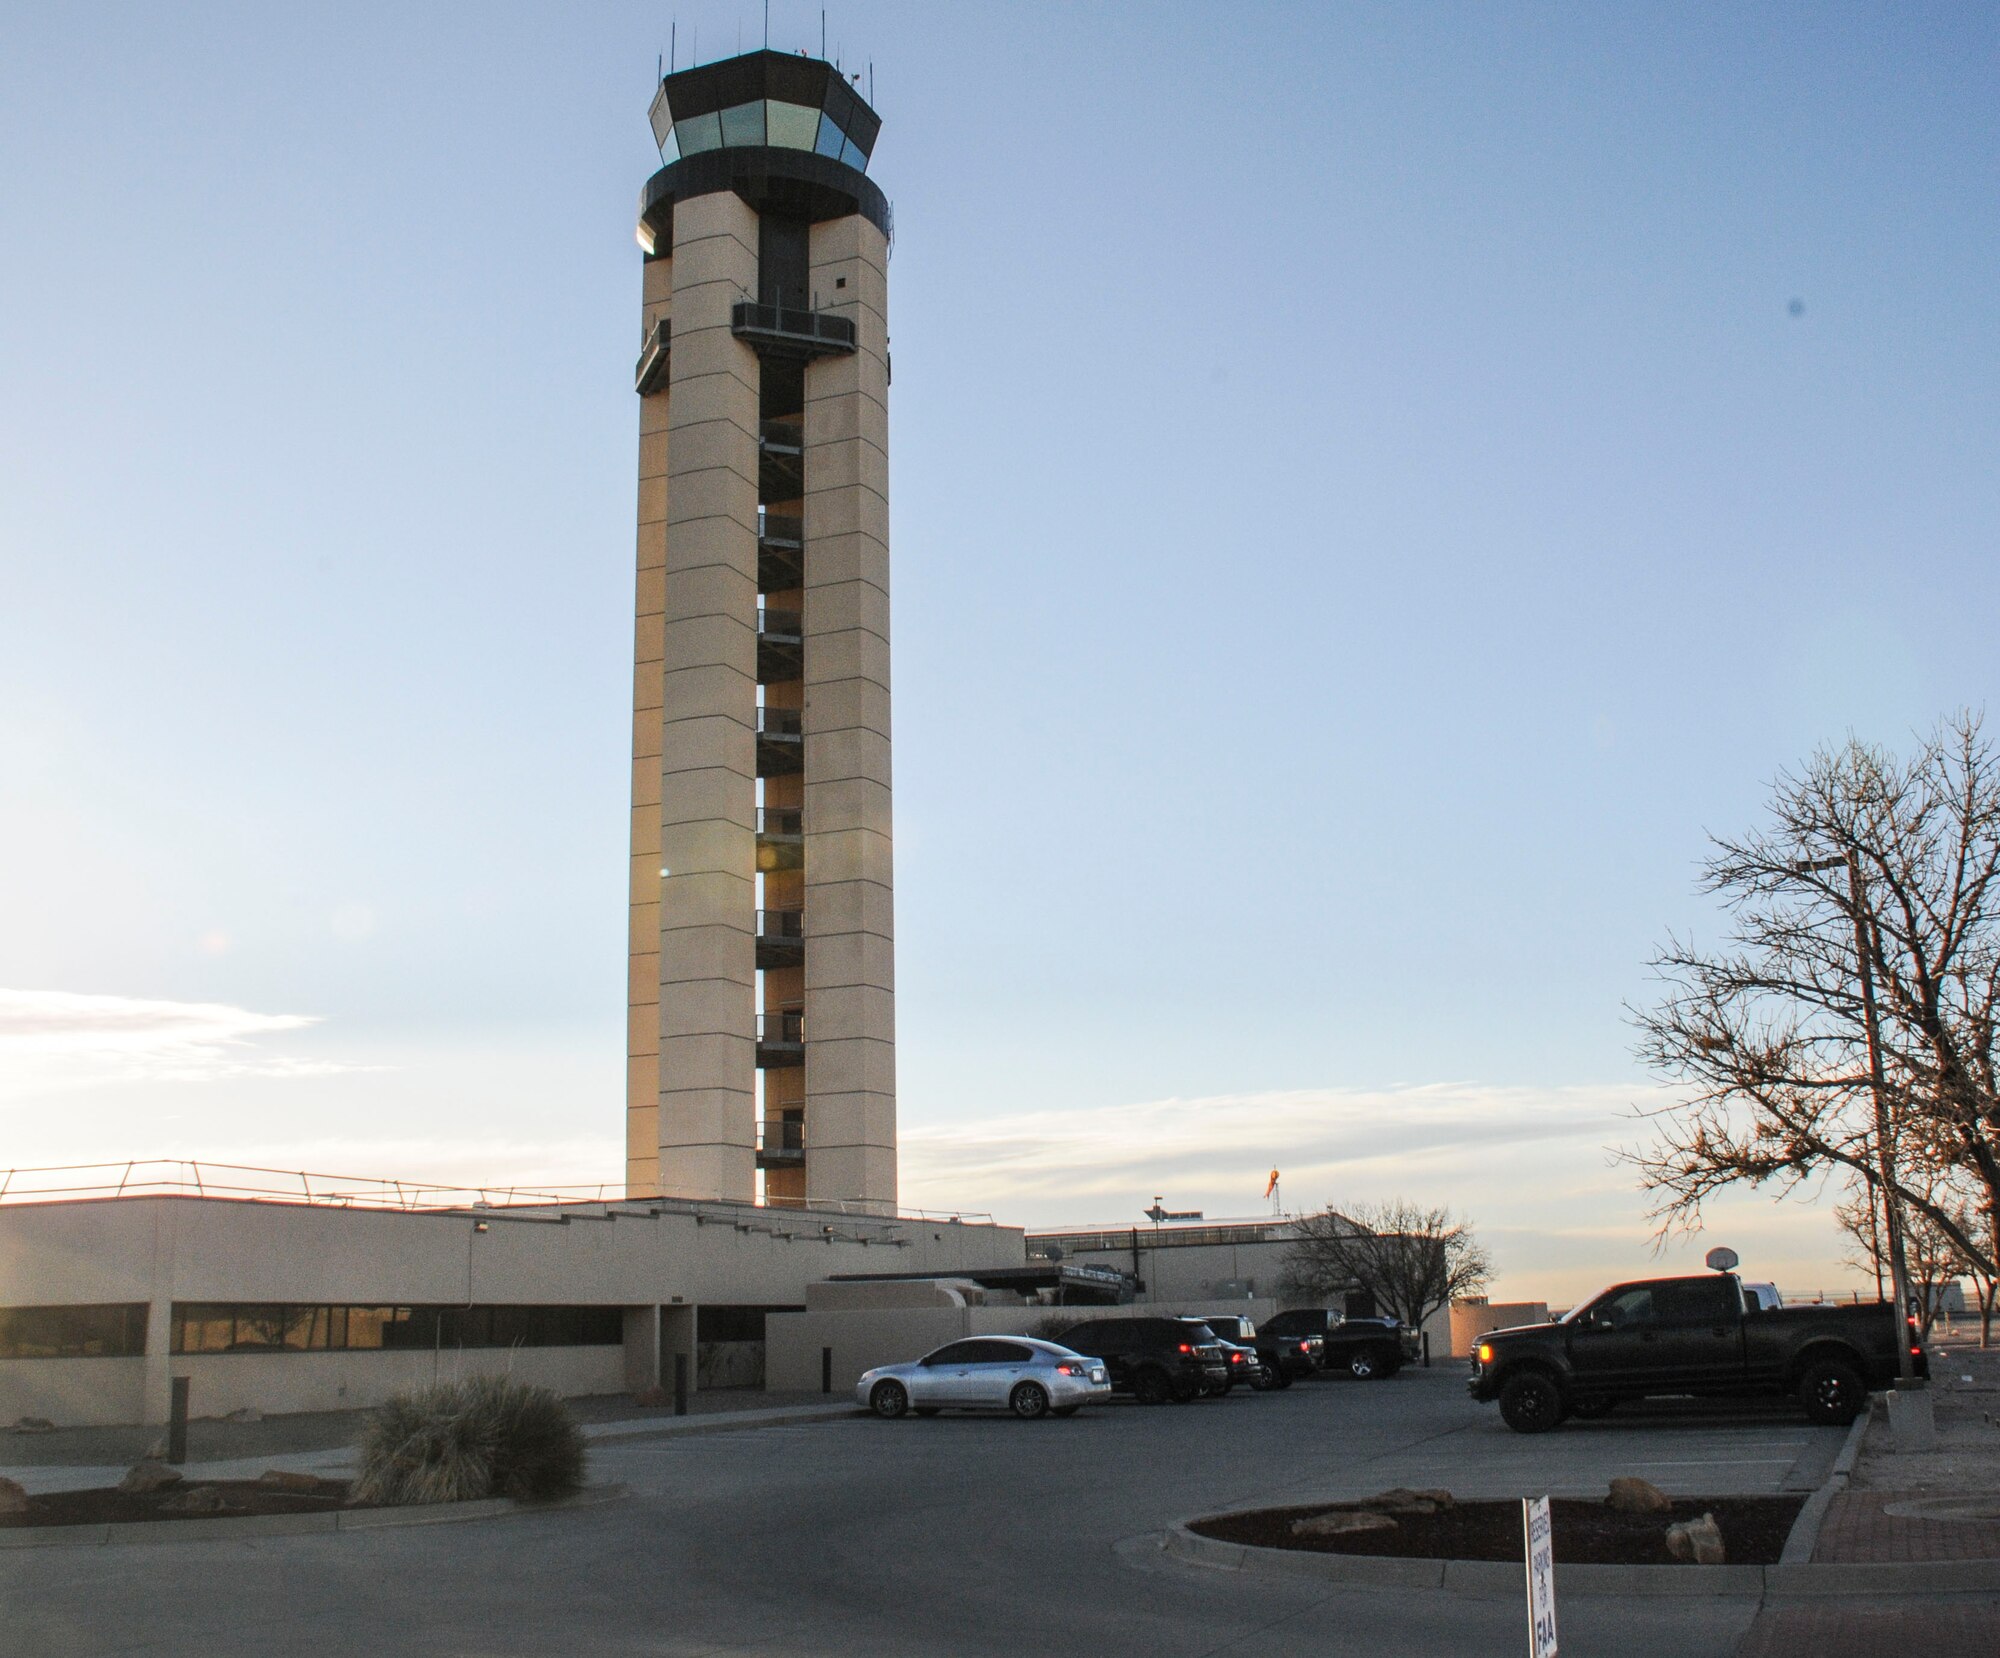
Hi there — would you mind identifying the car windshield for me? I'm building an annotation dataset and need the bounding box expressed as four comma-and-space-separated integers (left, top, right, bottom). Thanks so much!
1560, 1288, 1614, 1324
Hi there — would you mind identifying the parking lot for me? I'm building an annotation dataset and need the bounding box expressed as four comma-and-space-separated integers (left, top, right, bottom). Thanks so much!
2, 1366, 1843, 1658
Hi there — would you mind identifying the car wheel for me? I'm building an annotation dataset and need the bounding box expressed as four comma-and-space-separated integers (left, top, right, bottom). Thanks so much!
1498, 1372, 1563, 1434
1168, 1374, 1199, 1404
870, 1380, 909, 1420
1271, 1367, 1294, 1390
913, 1406, 941, 1418
1799, 1358, 1867, 1426
1248, 1363, 1279, 1392
1569, 1395, 1617, 1420
1010, 1381, 1051, 1420
1132, 1368, 1172, 1406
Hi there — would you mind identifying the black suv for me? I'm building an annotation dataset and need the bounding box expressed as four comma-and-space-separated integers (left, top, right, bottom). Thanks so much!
1202, 1314, 1316, 1386
1055, 1316, 1230, 1404
1262, 1308, 1414, 1380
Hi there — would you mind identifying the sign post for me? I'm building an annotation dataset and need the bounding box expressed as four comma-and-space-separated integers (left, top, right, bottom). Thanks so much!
1523, 1495, 1557, 1658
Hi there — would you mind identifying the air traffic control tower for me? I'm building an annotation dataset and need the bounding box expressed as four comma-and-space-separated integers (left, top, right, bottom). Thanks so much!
626, 52, 895, 1214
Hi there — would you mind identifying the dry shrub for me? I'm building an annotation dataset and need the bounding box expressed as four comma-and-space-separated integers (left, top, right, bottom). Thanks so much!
353, 1376, 586, 1507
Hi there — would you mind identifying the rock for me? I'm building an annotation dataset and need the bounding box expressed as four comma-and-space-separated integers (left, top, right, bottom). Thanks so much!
256, 1470, 324, 1493
161, 1484, 235, 1516
143, 1438, 169, 1461
1291, 1508, 1401, 1538
117, 1460, 184, 1495
222, 1406, 263, 1423
1665, 1512, 1726, 1565
1359, 1487, 1455, 1515
1606, 1476, 1673, 1514
11, 1417, 55, 1435
0, 1477, 27, 1515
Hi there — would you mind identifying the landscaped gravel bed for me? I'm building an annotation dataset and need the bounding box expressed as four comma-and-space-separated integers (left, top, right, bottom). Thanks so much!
1191, 1495, 1804, 1565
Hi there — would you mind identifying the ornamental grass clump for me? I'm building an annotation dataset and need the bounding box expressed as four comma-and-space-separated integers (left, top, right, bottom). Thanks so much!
352, 1376, 587, 1507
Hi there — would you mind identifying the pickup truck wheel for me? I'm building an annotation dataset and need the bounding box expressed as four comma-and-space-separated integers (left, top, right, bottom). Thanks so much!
1132, 1368, 1172, 1406
1569, 1395, 1617, 1420
1270, 1368, 1294, 1390
1799, 1358, 1866, 1426
1498, 1372, 1563, 1434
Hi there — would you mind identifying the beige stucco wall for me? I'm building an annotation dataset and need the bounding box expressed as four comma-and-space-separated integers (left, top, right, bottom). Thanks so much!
1450, 1300, 1551, 1357
766, 1304, 1056, 1395
0, 1196, 1026, 1424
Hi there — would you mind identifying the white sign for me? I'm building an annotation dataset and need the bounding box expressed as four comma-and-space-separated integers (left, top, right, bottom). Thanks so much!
1523, 1494, 1558, 1658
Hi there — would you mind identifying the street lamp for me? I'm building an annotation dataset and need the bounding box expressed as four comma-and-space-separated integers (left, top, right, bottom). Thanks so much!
1795, 850, 1917, 1384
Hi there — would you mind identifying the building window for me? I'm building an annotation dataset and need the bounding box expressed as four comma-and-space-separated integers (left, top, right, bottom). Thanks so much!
170, 1303, 623, 1355
0, 1303, 148, 1360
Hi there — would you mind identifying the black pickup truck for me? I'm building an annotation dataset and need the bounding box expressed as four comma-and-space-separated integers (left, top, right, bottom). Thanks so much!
1469, 1272, 1924, 1432
1262, 1308, 1419, 1379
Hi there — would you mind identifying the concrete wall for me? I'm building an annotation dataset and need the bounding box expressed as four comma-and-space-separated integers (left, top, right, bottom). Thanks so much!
0, 1196, 1025, 1425
1449, 1301, 1551, 1357
767, 1304, 1060, 1395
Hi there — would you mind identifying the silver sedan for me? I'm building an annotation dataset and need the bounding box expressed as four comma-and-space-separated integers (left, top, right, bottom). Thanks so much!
857, 1336, 1111, 1420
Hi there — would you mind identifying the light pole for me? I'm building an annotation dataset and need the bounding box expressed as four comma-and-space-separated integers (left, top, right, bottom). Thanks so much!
1797, 849, 1917, 1384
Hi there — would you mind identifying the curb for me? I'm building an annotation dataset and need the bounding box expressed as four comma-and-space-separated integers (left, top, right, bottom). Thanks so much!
0, 1483, 628, 1550
1778, 1398, 1875, 1566
586, 1403, 855, 1445
1159, 1519, 2000, 1598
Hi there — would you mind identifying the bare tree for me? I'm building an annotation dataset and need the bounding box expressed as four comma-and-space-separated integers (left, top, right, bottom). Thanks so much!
1279, 1200, 1492, 1329
1838, 1169, 1962, 1337
1631, 715, 2000, 1285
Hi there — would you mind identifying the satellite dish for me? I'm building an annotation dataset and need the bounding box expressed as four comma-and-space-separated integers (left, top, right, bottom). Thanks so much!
1705, 1246, 1740, 1273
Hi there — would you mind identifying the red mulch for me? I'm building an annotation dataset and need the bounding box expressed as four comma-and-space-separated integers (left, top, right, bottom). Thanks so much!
1191, 1495, 1804, 1566
2, 1479, 352, 1528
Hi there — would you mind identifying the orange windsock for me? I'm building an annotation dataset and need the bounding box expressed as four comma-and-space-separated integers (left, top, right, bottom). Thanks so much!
1263, 1168, 1280, 1199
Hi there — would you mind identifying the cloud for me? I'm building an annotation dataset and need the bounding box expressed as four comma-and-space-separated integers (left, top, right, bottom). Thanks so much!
0, 988, 365, 1096
900, 1081, 1655, 1217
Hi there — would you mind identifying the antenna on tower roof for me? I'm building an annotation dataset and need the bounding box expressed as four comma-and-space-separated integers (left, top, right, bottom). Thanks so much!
869, 60, 874, 104
669, 22, 675, 73
763, 0, 770, 48
821, 10, 827, 59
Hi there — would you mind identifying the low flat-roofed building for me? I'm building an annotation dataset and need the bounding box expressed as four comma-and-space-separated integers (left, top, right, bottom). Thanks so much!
0, 1163, 1023, 1427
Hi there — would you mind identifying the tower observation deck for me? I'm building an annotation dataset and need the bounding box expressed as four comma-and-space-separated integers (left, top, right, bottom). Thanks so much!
626, 51, 895, 1214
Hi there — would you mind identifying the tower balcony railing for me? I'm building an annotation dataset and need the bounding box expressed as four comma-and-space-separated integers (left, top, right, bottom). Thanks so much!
755, 908, 804, 971
754, 705, 802, 777
759, 417, 804, 454
757, 607, 803, 685
634, 317, 671, 395
755, 1011, 805, 1069
758, 511, 804, 595
755, 807, 803, 873
756, 1119, 805, 1167
731, 300, 857, 361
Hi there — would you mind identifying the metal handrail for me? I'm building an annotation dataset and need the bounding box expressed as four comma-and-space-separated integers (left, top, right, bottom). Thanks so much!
756, 1010, 806, 1044
756, 908, 804, 941
756, 807, 803, 837
759, 418, 804, 451
758, 1120, 806, 1153
759, 512, 803, 544
755, 705, 802, 737
756, 607, 801, 638
731, 300, 858, 352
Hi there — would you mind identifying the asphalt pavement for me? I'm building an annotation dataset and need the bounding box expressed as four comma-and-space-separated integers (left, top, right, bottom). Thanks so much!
0, 1365, 1845, 1658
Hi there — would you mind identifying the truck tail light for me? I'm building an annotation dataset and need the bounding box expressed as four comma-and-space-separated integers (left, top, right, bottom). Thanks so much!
1177, 1342, 1192, 1353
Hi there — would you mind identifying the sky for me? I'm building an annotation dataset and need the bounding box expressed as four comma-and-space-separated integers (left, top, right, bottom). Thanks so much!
1, 4, 1995, 1302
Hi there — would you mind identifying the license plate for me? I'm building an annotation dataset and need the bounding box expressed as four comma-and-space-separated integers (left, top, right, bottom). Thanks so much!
1090, 1368, 1106, 1383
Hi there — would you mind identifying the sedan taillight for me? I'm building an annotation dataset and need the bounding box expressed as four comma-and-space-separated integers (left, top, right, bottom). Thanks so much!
1055, 1361, 1085, 1376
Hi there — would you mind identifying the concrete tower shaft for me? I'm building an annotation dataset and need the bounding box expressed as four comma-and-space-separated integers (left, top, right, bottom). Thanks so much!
627, 52, 895, 1214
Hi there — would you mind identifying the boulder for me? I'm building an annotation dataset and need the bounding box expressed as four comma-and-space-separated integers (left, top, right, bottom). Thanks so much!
1291, 1509, 1401, 1539
162, 1485, 235, 1516
117, 1460, 184, 1495
0, 1477, 28, 1515
11, 1417, 55, 1435
1666, 1512, 1726, 1565
1606, 1477, 1673, 1514
256, 1470, 324, 1493
1359, 1487, 1455, 1515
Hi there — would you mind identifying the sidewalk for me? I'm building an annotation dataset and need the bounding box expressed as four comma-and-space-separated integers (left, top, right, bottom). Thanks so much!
1737, 1346, 2000, 1657
0, 1389, 851, 1496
